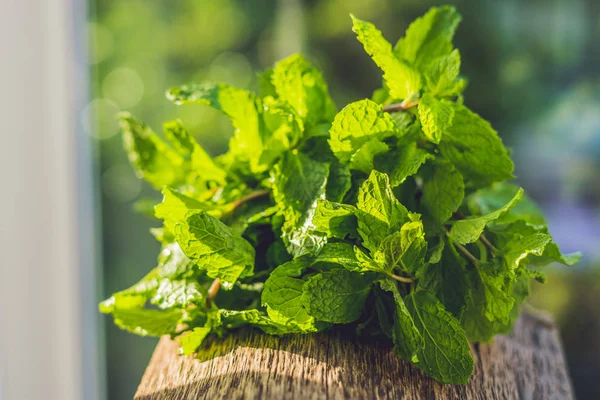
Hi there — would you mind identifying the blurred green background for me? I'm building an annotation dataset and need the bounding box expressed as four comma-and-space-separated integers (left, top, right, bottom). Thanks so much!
87, 0, 600, 398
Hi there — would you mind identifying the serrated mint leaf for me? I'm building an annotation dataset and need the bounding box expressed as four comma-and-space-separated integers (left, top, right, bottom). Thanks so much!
155, 187, 218, 232
312, 242, 361, 271
501, 232, 551, 272
374, 221, 427, 275
467, 183, 546, 228
406, 290, 473, 384
460, 263, 525, 342
350, 138, 389, 173
151, 279, 204, 309
271, 150, 329, 256
178, 327, 212, 355
394, 5, 461, 68
418, 93, 454, 144
379, 279, 423, 362
421, 161, 464, 226
356, 171, 410, 252
120, 112, 185, 189
101, 293, 184, 337
166, 83, 265, 173
450, 188, 523, 244
418, 241, 469, 317
262, 259, 325, 332
312, 200, 358, 239
271, 53, 337, 127
302, 269, 373, 323
425, 49, 465, 97
172, 210, 255, 286
531, 242, 581, 266
351, 15, 422, 100
374, 141, 433, 187
440, 104, 514, 188
326, 160, 352, 202
329, 99, 397, 164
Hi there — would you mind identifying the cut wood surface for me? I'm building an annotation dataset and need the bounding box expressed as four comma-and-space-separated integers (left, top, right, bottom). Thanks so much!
135, 311, 573, 400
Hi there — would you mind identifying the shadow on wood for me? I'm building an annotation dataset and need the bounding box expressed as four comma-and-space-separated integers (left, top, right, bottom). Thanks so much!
135, 311, 574, 399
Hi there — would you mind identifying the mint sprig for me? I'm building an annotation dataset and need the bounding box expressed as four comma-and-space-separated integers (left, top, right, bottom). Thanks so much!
100, 5, 580, 384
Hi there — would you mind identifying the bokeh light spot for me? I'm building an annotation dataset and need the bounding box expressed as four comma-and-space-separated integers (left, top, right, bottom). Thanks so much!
102, 67, 145, 109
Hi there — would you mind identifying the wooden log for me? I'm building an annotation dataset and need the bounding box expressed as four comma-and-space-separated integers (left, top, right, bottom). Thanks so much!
134, 311, 573, 400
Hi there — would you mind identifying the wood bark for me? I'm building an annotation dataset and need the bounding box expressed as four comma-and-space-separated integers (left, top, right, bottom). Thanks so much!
135, 311, 573, 400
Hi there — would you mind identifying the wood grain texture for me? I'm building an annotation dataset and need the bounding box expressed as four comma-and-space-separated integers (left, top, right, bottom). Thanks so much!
135, 311, 573, 400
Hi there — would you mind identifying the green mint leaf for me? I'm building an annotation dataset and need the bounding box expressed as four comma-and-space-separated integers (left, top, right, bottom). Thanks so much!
171, 210, 255, 286
418, 93, 454, 144
119, 112, 185, 189
271, 150, 330, 256
351, 16, 422, 100
440, 104, 514, 188
394, 5, 461, 68
356, 171, 410, 252
425, 49, 465, 97
421, 161, 464, 226
460, 264, 528, 342
379, 279, 423, 362
167, 83, 265, 172
467, 183, 546, 228
326, 160, 352, 203
311, 242, 362, 271
151, 279, 204, 309
374, 139, 433, 187
450, 188, 524, 244
329, 99, 397, 164
262, 259, 326, 332
374, 221, 427, 275
302, 269, 373, 323
101, 293, 184, 337
406, 290, 473, 384
178, 327, 212, 355
350, 138, 389, 173
312, 200, 358, 239
271, 53, 337, 127
418, 240, 469, 317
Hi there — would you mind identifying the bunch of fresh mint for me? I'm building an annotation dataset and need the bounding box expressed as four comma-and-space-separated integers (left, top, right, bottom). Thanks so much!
100, 6, 579, 384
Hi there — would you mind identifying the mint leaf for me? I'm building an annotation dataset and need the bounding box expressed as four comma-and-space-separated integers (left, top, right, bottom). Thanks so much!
178, 327, 212, 355
424, 49, 465, 97
167, 83, 266, 172
272, 53, 337, 127
406, 290, 473, 384
374, 221, 427, 275
418, 240, 469, 317
352, 16, 422, 100
302, 269, 373, 323
450, 188, 523, 244
421, 161, 464, 226
312, 200, 358, 239
356, 171, 410, 252
375, 142, 433, 187
440, 104, 514, 188
171, 210, 255, 286
467, 183, 546, 228
418, 93, 454, 144
329, 99, 397, 164
262, 259, 326, 332
394, 5, 461, 68
379, 279, 423, 362
120, 112, 184, 189
271, 150, 330, 256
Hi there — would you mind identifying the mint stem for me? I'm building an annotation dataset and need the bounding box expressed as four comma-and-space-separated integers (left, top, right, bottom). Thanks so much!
383, 99, 419, 113
389, 273, 413, 283
230, 189, 271, 211
453, 242, 479, 265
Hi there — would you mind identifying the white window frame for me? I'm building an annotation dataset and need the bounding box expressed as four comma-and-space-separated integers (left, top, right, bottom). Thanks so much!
0, 1, 103, 399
